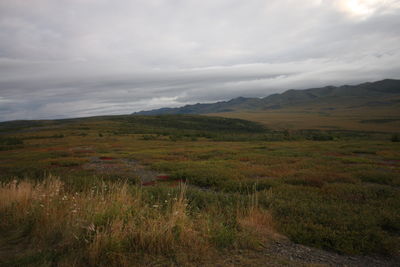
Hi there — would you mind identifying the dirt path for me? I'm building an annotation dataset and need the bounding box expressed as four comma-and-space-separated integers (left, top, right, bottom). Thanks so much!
203, 240, 398, 267
260, 239, 399, 267
83, 156, 171, 185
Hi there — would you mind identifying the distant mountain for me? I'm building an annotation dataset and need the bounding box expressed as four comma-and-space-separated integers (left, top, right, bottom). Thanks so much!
134, 79, 400, 115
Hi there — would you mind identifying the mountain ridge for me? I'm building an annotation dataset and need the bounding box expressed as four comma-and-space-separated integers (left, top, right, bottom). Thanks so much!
134, 79, 400, 115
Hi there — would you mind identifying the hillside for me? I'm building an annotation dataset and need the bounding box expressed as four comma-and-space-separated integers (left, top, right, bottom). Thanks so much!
135, 79, 400, 115
135, 79, 400, 132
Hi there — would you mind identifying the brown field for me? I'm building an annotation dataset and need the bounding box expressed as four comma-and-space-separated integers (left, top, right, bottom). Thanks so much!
212, 105, 400, 132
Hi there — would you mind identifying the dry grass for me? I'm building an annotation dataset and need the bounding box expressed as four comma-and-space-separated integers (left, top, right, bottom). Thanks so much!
237, 193, 283, 249
238, 209, 279, 241
0, 177, 276, 266
212, 105, 400, 132
0, 180, 35, 210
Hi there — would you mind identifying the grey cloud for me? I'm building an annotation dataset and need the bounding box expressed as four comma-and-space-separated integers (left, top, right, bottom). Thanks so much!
0, 0, 400, 121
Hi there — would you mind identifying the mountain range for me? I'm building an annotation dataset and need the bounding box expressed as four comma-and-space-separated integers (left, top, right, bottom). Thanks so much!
134, 79, 400, 115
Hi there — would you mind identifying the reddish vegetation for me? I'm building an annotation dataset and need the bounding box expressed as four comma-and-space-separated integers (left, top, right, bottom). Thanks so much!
378, 161, 400, 167
156, 175, 170, 180
99, 157, 115, 160
45, 147, 69, 151
74, 150, 95, 154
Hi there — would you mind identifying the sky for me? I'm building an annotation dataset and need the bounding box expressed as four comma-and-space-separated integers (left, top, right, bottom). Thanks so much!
0, 0, 400, 121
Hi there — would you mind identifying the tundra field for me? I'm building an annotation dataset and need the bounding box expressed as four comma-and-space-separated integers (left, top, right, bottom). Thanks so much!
0, 115, 399, 266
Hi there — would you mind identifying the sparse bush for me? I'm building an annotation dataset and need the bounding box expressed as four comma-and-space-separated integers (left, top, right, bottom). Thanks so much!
0, 137, 23, 145
391, 133, 399, 142
284, 177, 325, 188
142, 134, 157, 140
211, 224, 237, 248
355, 170, 399, 186
169, 135, 180, 141
310, 133, 334, 141
50, 158, 88, 167
269, 184, 400, 255
51, 134, 64, 138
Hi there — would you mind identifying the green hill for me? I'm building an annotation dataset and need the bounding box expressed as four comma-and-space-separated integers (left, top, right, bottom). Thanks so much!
135, 79, 400, 132
135, 79, 400, 115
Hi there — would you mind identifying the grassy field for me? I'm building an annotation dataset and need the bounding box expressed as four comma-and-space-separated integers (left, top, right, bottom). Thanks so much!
0, 115, 399, 266
212, 104, 400, 132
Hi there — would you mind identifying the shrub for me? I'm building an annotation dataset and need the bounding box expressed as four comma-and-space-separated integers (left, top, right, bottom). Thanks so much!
390, 134, 399, 142
51, 134, 64, 138
142, 134, 157, 140
0, 177, 276, 265
269, 184, 400, 255
0, 137, 23, 145
310, 133, 334, 141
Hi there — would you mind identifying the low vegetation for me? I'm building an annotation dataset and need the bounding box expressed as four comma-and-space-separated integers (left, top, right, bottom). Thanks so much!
0, 177, 275, 266
0, 114, 399, 265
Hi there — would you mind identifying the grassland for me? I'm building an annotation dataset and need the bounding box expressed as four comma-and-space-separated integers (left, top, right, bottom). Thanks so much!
0, 115, 399, 266
212, 104, 400, 132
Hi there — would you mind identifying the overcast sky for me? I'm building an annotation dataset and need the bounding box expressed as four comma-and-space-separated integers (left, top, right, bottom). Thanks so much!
1, 0, 400, 121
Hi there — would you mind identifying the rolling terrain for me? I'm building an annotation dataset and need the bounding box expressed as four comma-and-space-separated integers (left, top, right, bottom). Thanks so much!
136, 79, 400, 132
0, 115, 399, 266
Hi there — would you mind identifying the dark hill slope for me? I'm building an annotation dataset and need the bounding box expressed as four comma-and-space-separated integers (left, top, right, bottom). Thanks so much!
135, 79, 400, 115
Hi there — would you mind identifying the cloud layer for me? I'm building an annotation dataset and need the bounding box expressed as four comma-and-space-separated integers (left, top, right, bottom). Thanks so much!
1, 0, 400, 121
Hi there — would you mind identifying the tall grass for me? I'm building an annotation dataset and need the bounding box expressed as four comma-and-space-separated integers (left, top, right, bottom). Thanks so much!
0, 176, 277, 266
